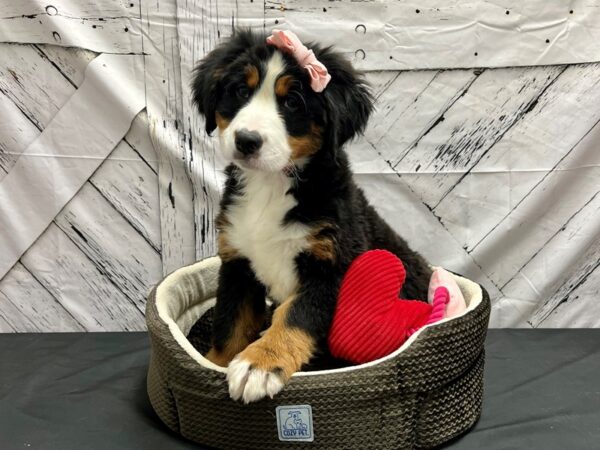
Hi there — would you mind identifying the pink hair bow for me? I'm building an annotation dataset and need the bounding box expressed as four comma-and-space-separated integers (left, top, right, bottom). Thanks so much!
266, 29, 331, 93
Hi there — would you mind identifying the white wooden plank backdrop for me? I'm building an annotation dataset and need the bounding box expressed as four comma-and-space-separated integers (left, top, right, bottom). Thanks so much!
0, 0, 143, 53
0, 43, 161, 331
264, 0, 600, 70
0, 0, 599, 331
0, 53, 146, 278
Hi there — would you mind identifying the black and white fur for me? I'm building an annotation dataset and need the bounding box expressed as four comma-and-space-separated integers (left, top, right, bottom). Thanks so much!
192, 29, 432, 403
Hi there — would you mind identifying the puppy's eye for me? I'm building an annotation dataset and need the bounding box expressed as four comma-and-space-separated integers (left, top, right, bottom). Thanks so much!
284, 96, 300, 112
236, 85, 251, 99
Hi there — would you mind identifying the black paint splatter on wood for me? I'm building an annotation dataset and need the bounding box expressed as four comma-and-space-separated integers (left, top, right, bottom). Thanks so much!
168, 182, 175, 208
70, 225, 88, 243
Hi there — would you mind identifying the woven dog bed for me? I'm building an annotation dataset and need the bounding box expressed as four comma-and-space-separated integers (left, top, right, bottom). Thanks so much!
146, 256, 490, 449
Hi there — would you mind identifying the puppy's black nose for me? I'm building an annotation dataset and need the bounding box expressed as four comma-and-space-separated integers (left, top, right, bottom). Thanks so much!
234, 129, 263, 156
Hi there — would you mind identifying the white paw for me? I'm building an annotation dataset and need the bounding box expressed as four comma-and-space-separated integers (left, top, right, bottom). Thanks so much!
227, 356, 285, 403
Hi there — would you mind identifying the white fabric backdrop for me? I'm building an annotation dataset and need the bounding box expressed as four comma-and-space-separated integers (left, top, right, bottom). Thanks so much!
0, 0, 598, 331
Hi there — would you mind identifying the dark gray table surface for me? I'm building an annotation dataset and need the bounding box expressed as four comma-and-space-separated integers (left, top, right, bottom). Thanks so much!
1, 330, 599, 449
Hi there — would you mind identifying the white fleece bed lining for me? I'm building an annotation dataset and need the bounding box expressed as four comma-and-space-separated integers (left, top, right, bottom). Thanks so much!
155, 257, 483, 376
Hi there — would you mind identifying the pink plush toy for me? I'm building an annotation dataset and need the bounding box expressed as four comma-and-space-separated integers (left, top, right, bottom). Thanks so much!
428, 267, 467, 318
328, 250, 467, 364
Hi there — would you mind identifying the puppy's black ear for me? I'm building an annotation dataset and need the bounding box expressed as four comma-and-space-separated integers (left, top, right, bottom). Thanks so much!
316, 48, 374, 148
191, 29, 260, 134
191, 49, 222, 134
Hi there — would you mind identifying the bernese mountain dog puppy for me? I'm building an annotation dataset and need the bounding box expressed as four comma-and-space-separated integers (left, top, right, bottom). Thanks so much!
192, 29, 432, 403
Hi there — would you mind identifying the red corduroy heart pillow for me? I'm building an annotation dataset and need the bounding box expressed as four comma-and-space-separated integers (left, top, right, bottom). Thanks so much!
328, 250, 444, 364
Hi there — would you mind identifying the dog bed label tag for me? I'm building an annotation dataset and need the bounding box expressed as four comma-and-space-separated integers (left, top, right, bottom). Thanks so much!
276, 405, 314, 442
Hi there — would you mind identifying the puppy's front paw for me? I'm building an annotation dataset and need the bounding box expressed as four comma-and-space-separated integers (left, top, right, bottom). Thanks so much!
226, 303, 315, 403
227, 356, 285, 403
226, 341, 297, 403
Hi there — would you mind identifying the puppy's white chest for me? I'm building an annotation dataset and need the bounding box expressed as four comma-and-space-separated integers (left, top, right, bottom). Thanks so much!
226, 172, 310, 303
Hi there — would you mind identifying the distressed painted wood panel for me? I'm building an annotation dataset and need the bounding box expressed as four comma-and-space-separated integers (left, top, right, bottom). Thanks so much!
90, 136, 161, 251
436, 64, 600, 254
0, 262, 84, 331
469, 128, 600, 288
0, 290, 38, 332
0, 44, 75, 131
391, 66, 565, 207
535, 269, 600, 328
124, 111, 159, 173
0, 53, 145, 278
354, 63, 600, 326
0, 91, 39, 176
0, 107, 160, 266
0, 44, 156, 249
0, 309, 17, 332
0, 1, 140, 17
20, 223, 146, 331
354, 69, 478, 170
4, 1, 600, 67
0, 0, 143, 53
33, 45, 158, 173
503, 189, 600, 326
141, 0, 196, 275
264, 0, 600, 70
0, 41, 161, 331
531, 236, 600, 328
34, 44, 97, 86
54, 183, 161, 308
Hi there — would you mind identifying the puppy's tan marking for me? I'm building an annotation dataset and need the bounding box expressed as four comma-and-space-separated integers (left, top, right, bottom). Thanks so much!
307, 222, 337, 261
217, 231, 240, 262
289, 123, 322, 160
215, 211, 229, 230
216, 212, 239, 262
275, 74, 294, 97
245, 65, 260, 89
215, 112, 230, 131
206, 302, 265, 367
236, 298, 315, 380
